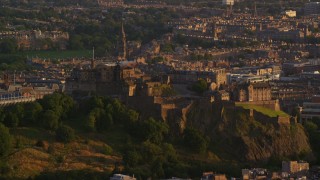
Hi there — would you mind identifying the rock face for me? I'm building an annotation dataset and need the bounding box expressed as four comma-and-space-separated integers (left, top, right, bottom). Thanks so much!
177, 100, 313, 162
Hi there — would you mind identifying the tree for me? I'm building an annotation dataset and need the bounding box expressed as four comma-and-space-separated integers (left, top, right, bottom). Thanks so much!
24, 102, 43, 125
191, 78, 208, 94
96, 112, 113, 132
161, 43, 174, 53
39, 93, 75, 120
3, 112, 19, 127
55, 125, 75, 143
41, 110, 59, 130
3, 104, 25, 127
69, 35, 84, 50
85, 113, 96, 132
0, 123, 11, 157
123, 150, 142, 167
183, 127, 208, 153
132, 118, 169, 144
0, 39, 17, 54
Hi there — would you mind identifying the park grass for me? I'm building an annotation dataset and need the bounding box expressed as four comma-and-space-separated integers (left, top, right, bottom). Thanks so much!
19, 50, 93, 59
0, 50, 93, 60
236, 103, 289, 118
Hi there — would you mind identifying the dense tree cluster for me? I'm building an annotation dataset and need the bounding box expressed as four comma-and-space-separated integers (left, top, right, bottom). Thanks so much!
0, 123, 11, 157
191, 78, 208, 94
0, 93, 234, 179
304, 119, 320, 164
0, 93, 75, 141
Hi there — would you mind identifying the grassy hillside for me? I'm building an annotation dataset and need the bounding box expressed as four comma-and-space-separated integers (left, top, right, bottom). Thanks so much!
0, 94, 315, 179
236, 103, 289, 117
2, 127, 121, 179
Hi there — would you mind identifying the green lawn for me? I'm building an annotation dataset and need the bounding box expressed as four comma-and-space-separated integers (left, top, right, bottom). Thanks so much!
236, 104, 289, 118
15, 50, 93, 59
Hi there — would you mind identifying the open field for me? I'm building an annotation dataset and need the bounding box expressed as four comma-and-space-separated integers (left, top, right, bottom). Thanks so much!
236, 104, 289, 118
0, 50, 93, 60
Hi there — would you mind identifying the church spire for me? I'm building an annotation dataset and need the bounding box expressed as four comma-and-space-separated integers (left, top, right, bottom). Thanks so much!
91, 46, 95, 69
118, 20, 127, 61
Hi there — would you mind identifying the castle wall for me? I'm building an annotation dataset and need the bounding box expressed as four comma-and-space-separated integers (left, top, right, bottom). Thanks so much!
126, 96, 162, 120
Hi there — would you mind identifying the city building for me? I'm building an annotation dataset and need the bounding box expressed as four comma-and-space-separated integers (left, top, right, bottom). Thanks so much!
285, 10, 297, 18
201, 172, 227, 180
304, 2, 320, 15
232, 82, 272, 102
168, 69, 227, 87
65, 61, 136, 97
282, 161, 309, 176
222, 0, 234, 6
300, 95, 320, 121
97, 0, 124, 7
110, 174, 136, 180
242, 168, 268, 180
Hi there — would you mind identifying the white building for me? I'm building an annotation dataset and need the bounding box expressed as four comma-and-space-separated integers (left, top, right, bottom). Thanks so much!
222, 0, 234, 5
285, 10, 297, 17
309, 58, 320, 65
304, 2, 320, 15
110, 174, 136, 180
300, 102, 320, 121
300, 95, 320, 121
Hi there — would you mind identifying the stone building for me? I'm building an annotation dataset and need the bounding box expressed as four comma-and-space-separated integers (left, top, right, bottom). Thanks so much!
201, 172, 227, 180
65, 61, 136, 97
168, 69, 227, 87
97, 0, 124, 7
232, 82, 272, 102
282, 161, 309, 176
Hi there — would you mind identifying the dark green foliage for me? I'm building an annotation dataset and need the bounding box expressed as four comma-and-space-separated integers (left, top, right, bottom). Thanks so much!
41, 110, 59, 131
191, 78, 208, 94
3, 104, 25, 127
23, 102, 43, 126
55, 125, 75, 143
147, 56, 165, 64
304, 120, 320, 163
129, 117, 169, 144
183, 127, 208, 153
85, 107, 113, 132
0, 54, 29, 71
0, 123, 11, 157
0, 94, 255, 178
39, 93, 75, 120
0, 39, 17, 54
161, 43, 174, 53
102, 145, 113, 155
123, 150, 142, 167
3, 112, 19, 128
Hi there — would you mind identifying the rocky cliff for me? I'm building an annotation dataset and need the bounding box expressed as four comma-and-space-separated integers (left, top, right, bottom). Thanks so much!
175, 100, 314, 163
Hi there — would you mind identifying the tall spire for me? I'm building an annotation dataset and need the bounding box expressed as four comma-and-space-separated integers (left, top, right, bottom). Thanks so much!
118, 20, 127, 61
254, 0, 258, 18
91, 46, 95, 69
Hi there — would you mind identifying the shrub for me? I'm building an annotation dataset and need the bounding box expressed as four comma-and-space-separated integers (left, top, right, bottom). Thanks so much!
0, 123, 11, 157
102, 144, 113, 155
41, 110, 59, 130
55, 125, 75, 143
